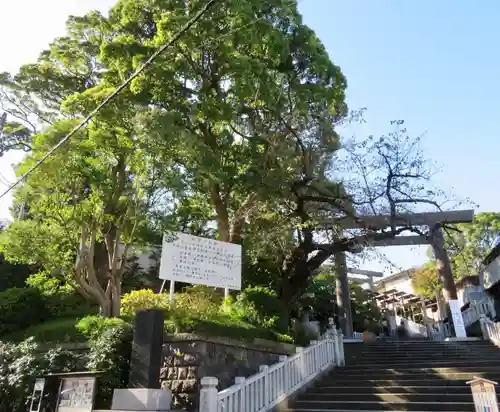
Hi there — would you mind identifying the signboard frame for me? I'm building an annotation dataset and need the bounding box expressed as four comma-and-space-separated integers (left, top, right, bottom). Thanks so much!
159, 232, 242, 291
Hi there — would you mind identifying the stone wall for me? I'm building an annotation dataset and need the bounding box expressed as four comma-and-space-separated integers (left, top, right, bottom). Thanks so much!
160, 334, 296, 411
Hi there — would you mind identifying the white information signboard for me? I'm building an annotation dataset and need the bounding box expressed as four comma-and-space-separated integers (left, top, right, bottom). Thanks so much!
449, 299, 467, 338
159, 232, 242, 290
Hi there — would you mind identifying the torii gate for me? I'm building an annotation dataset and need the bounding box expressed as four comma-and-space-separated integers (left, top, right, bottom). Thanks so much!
347, 267, 383, 290
325, 209, 474, 337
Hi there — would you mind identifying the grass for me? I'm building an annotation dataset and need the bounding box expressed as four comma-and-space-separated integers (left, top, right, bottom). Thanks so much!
3, 317, 87, 343
165, 312, 292, 343
2, 288, 294, 345
2, 313, 292, 345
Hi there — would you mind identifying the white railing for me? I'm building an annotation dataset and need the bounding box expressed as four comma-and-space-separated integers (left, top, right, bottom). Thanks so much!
480, 314, 500, 343
199, 328, 344, 412
352, 331, 363, 340
395, 315, 428, 337
463, 297, 495, 327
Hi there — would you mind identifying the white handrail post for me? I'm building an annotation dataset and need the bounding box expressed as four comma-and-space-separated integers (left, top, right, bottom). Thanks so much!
200, 377, 218, 412
235, 377, 246, 412
279, 355, 289, 396
338, 330, 345, 366
325, 328, 333, 365
332, 328, 340, 366
480, 314, 489, 340
297, 347, 305, 381
310, 340, 318, 373
331, 329, 336, 365
259, 365, 270, 407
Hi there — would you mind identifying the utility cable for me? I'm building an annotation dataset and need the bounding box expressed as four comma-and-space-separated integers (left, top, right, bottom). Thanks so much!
0, 0, 217, 200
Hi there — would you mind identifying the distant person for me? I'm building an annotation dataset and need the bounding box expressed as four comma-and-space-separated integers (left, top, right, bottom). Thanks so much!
397, 319, 406, 338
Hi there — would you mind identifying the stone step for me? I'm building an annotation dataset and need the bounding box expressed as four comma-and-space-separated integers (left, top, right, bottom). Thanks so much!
307, 385, 487, 394
288, 399, 474, 411
320, 377, 500, 386
285, 408, 471, 412
346, 354, 500, 366
350, 349, 498, 355
350, 341, 493, 347
299, 393, 476, 402
347, 346, 496, 353
332, 365, 500, 374
343, 359, 500, 368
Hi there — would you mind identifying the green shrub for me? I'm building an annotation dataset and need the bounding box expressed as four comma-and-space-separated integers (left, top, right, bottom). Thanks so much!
86, 320, 132, 409
25, 271, 73, 295
121, 288, 290, 344
292, 322, 320, 347
5, 318, 86, 343
0, 286, 96, 339
171, 291, 219, 318
45, 293, 95, 318
27, 272, 96, 318
121, 289, 170, 317
0, 288, 47, 337
222, 286, 284, 330
76, 315, 128, 340
0, 338, 79, 412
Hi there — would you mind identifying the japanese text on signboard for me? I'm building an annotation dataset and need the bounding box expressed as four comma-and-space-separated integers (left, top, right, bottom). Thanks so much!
159, 233, 242, 290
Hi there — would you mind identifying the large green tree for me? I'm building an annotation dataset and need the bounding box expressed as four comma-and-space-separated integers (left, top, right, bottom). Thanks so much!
0, 0, 349, 316
0, 0, 457, 320
445, 212, 500, 278
412, 212, 500, 298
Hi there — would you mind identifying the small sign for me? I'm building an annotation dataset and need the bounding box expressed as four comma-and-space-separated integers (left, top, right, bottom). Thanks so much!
449, 299, 467, 338
467, 377, 499, 412
159, 232, 242, 290
55, 377, 96, 412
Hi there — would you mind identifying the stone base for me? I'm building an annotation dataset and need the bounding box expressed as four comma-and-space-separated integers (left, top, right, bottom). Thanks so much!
111, 388, 172, 411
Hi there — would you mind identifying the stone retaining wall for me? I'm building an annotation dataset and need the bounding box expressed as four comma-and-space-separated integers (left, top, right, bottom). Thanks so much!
160, 334, 296, 411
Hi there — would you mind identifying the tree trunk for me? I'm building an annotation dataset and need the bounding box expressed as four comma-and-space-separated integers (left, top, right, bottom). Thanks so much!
210, 184, 230, 242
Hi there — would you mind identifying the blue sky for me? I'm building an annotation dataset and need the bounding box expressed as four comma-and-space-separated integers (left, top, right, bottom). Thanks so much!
1, 0, 498, 275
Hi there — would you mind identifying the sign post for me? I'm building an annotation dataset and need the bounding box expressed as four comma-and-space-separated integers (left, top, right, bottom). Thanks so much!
159, 232, 242, 296
449, 299, 467, 338
467, 377, 499, 412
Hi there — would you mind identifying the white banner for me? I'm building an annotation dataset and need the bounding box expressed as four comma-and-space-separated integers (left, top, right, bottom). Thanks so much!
449, 299, 467, 338
159, 232, 242, 290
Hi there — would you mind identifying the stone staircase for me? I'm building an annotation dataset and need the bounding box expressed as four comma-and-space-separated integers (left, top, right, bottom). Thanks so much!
285, 339, 500, 411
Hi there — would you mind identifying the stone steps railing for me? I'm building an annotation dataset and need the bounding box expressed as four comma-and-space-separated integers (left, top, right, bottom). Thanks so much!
480, 314, 500, 343
199, 328, 345, 412
352, 331, 363, 340
394, 315, 428, 338
463, 297, 496, 327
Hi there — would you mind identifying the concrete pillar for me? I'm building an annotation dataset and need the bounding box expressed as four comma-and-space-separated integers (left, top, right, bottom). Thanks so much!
430, 224, 458, 302
335, 251, 353, 337
128, 309, 165, 388
430, 223, 458, 337
434, 286, 446, 339
367, 276, 375, 291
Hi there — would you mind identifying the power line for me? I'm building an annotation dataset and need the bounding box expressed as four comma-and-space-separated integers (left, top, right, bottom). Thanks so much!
0, 0, 217, 200
0, 0, 309, 202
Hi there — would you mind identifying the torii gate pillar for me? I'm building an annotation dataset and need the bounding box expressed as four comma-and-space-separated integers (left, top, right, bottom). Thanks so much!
430, 224, 458, 302
335, 251, 354, 338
